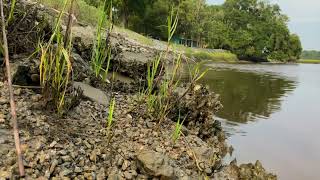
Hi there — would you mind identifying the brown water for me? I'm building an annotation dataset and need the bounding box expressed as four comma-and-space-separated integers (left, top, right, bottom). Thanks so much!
198, 63, 320, 180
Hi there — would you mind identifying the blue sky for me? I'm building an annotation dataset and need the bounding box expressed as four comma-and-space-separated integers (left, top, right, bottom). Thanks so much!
207, 0, 320, 50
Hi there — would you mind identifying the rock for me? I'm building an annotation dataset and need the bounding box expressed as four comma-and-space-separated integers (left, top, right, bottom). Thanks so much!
121, 160, 130, 171
74, 166, 82, 173
124, 171, 132, 179
137, 150, 175, 179
107, 172, 123, 180
60, 169, 73, 177
13, 88, 22, 96
90, 150, 97, 162
61, 155, 72, 162
73, 82, 110, 106
49, 141, 57, 148
0, 113, 5, 123
0, 169, 11, 179
83, 140, 92, 149
96, 168, 106, 180
49, 159, 59, 174
117, 158, 124, 167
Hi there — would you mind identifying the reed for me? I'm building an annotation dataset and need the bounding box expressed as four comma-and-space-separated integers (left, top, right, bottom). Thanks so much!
39, 0, 72, 116
172, 110, 185, 143
91, 0, 113, 81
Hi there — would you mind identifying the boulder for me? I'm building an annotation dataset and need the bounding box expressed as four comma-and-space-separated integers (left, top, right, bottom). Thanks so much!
73, 82, 109, 106
136, 150, 176, 180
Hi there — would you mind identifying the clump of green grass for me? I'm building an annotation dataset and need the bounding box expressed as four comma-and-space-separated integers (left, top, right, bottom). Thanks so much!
142, 8, 181, 121
39, 0, 72, 116
141, 7, 210, 124
37, 0, 102, 25
114, 26, 154, 46
91, 0, 113, 81
106, 97, 115, 144
187, 50, 238, 62
107, 97, 115, 130
7, 0, 16, 24
298, 59, 320, 64
172, 110, 185, 143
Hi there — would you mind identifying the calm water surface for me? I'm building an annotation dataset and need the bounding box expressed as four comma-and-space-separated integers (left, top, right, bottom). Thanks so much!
198, 63, 320, 180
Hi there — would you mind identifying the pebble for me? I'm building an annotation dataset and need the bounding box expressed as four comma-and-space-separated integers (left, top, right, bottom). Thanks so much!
61, 155, 72, 162
13, 88, 22, 95
60, 169, 72, 177
49, 141, 57, 148
124, 171, 133, 179
83, 140, 92, 149
0, 113, 5, 123
121, 160, 130, 171
50, 159, 59, 174
205, 167, 212, 174
117, 158, 124, 167
96, 168, 106, 180
74, 166, 82, 173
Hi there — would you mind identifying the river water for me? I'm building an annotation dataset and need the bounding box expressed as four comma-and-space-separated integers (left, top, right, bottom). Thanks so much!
197, 63, 320, 180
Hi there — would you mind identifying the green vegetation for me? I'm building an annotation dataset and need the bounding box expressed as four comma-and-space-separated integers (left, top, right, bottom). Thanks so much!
81, 0, 302, 62
107, 97, 115, 131
7, 0, 16, 24
37, 0, 102, 25
91, 0, 112, 80
143, 9, 181, 122
172, 111, 184, 143
39, 0, 72, 116
36, 0, 303, 62
301, 50, 320, 60
185, 49, 238, 62
298, 59, 320, 64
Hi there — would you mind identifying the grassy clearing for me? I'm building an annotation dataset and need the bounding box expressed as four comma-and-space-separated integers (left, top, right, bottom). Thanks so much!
298, 59, 320, 64
36, 0, 102, 25
185, 49, 238, 62
114, 26, 155, 46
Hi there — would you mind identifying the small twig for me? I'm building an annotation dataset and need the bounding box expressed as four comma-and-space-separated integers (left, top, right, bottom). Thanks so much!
64, 0, 75, 48
0, 0, 25, 176
12, 85, 42, 89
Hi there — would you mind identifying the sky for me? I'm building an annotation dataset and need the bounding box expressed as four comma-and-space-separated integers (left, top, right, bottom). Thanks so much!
207, 0, 320, 50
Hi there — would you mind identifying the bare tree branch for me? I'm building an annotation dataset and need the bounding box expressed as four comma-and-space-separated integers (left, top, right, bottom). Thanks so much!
0, 0, 25, 177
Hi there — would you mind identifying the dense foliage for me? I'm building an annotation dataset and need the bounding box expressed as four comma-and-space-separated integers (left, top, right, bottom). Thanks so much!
84, 0, 302, 62
301, 50, 320, 60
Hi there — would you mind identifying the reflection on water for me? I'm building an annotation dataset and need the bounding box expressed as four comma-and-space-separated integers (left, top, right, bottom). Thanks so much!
198, 68, 297, 123
194, 63, 320, 180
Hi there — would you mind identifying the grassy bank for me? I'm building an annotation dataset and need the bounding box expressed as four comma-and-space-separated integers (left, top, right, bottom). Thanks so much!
298, 59, 320, 64
35, 0, 238, 63
184, 49, 238, 62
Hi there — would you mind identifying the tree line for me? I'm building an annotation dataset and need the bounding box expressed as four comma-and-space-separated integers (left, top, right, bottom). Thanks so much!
85, 0, 302, 62
301, 50, 320, 60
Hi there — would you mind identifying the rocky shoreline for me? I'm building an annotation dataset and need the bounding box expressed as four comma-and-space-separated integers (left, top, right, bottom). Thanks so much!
0, 1, 276, 179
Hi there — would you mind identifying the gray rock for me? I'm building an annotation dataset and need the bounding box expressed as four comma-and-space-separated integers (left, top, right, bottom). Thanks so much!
74, 166, 82, 173
107, 172, 123, 180
50, 159, 59, 174
60, 169, 73, 177
61, 155, 72, 162
137, 150, 175, 179
124, 171, 132, 179
73, 82, 110, 106
97, 168, 106, 180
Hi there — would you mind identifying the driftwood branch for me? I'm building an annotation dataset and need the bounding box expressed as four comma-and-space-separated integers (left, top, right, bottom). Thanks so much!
0, 0, 25, 177
64, 0, 75, 48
